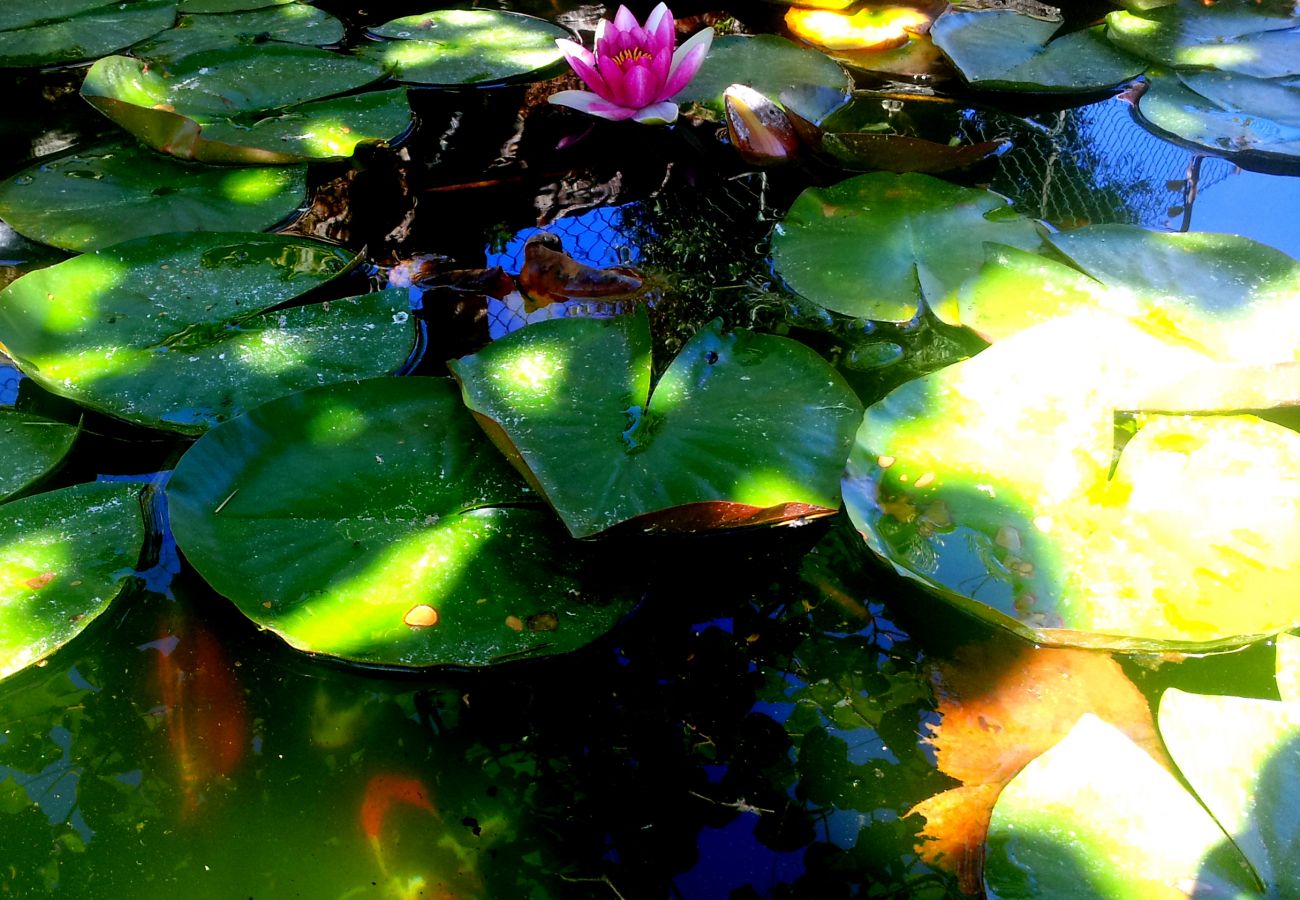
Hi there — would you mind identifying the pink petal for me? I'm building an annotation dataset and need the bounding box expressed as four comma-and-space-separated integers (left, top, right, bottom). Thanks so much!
556, 38, 613, 99
613, 5, 638, 32
645, 2, 674, 54
597, 50, 630, 104
594, 18, 610, 46
622, 63, 655, 110
648, 36, 672, 89
548, 90, 640, 121
661, 27, 713, 99
631, 101, 679, 125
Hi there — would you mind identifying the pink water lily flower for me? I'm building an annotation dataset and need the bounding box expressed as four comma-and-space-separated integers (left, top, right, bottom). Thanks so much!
549, 3, 714, 125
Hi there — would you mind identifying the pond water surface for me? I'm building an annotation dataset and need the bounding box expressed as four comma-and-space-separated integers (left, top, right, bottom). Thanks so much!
0, 1, 1297, 898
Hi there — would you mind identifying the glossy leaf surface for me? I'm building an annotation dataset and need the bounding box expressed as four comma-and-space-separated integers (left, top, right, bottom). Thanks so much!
0, 481, 144, 681
843, 312, 1300, 650
450, 309, 862, 539
931, 11, 1144, 92
0, 0, 176, 68
168, 377, 633, 668
984, 715, 1258, 898
770, 171, 1041, 322
0, 411, 79, 502
0, 142, 306, 252
1107, 1, 1299, 78
0, 233, 415, 433
132, 5, 345, 62
361, 9, 568, 85
81, 48, 389, 162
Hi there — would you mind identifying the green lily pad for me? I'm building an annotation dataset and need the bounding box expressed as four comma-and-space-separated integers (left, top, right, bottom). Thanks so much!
131, 5, 345, 63
81, 47, 391, 163
1107, 1, 1300, 78
843, 312, 1300, 651
0, 141, 306, 252
0, 0, 125, 31
179, 0, 295, 13
931, 10, 1145, 92
191, 88, 413, 163
0, 0, 176, 69
959, 227, 1300, 366
1160, 688, 1300, 892
1135, 69, 1300, 166
449, 309, 862, 539
769, 171, 1043, 323
0, 232, 416, 434
0, 411, 79, 502
984, 714, 1259, 898
360, 9, 569, 86
0, 481, 145, 681
168, 376, 634, 668
673, 35, 853, 123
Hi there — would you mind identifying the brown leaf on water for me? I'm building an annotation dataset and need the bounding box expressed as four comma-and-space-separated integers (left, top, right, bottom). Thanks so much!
910, 638, 1169, 894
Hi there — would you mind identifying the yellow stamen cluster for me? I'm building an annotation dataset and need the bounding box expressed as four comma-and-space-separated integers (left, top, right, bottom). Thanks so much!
610, 47, 653, 66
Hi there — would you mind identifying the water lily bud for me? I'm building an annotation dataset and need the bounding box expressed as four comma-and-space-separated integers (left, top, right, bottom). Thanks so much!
724, 84, 801, 166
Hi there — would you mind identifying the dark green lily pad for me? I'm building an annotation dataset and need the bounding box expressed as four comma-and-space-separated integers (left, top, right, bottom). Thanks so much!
769, 171, 1043, 323
360, 9, 568, 86
0, 411, 79, 502
168, 376, 633, 668
984, 714, 1259, 898
449, 309, 862, 539
1107, 1, 1299, 78
81, 47, 390, 162
673, 35, 852, 123
0, 481, 144, 681
0, 0, 176, 69
0, 232, 417, 434
931, 10, 1145, 93
131, 4, 344, 63
0, 141, 306, 252
0, 0, 122, 31
1135, 69, 1300, 165
179, 0, 295, 13
844, 312, 1300, 651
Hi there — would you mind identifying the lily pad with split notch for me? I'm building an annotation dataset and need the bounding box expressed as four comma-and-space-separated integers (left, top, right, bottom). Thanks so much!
673, 34, 853, 123
843, 312, 1300, 652
167, 377, 634, 668
0, 141, 307, 252
0, 481, 145, 681
131, 4, 345, 63
449, 308, 863, 539
769, 171, 1043, 323
0, 0, 176, 69
931, 9, 1145, 92
360, 9, 569, 86
0, 411, 79, 502
81, 47, 392, 163
0, 232, 416, 434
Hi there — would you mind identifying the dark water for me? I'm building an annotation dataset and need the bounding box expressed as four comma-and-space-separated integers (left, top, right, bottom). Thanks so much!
0, 2, 1295, 898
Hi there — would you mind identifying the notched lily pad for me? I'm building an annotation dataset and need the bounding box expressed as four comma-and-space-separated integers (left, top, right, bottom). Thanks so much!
131, 4, 345, 63
843, 312, 1300, 651
931, 8, 1145, 92
360, 9, 569, 86
81, 47, 395, 163
674, 34, 853, 123
0, 411, 79, 502
449, 308, 863, 539
167, 377, 634, 668
0, 232, 416, 434
0, 0, 176, 69
769, 171, 1042, 323
1134, 69, 1300, 168
0, 481, 145, 681
0, 141, 307, 252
